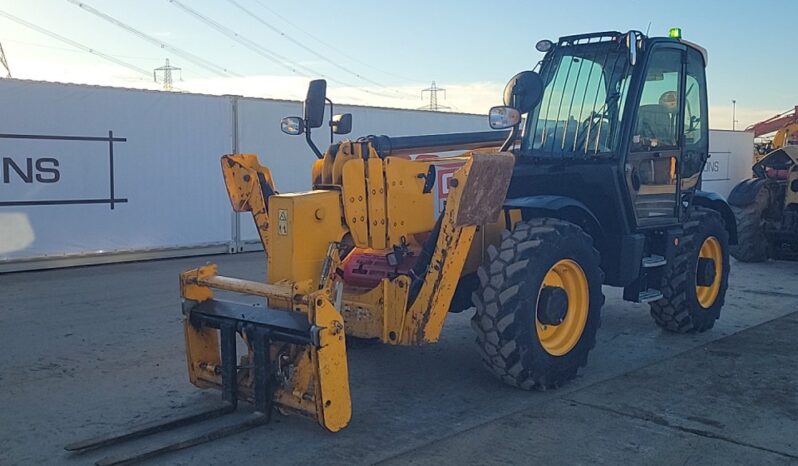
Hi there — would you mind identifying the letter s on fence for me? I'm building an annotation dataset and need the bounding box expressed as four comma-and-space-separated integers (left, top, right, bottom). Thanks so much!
35, 158, 60, 183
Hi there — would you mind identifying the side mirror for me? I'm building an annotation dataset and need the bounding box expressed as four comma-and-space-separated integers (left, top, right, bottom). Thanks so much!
304, 79, 327, 129
488, 106, 521, 129
503, 71, 543, 115
281, 116, 305, 135
331, 113, 352, 135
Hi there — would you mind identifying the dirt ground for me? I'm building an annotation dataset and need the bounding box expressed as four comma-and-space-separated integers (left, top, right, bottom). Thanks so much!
0, 253, 796, 465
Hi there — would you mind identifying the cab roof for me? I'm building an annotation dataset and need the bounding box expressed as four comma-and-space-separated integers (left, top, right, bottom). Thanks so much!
554, 30, 708, 66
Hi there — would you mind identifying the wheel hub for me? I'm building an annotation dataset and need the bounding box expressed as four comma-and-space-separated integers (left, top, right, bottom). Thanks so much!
696, 257, 716, 287
696, 235, 723, 308
536, 258, 589, 356
537, 285, 569, 325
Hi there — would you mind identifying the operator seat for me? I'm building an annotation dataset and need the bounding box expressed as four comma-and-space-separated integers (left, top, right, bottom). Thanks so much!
635, 91, 678, 147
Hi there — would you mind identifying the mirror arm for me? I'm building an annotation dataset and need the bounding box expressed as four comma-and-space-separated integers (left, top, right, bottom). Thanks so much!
325, 97, 335, 143
499, 91, 520, 151
305, 126, 324, 159
500, 124, 519, 152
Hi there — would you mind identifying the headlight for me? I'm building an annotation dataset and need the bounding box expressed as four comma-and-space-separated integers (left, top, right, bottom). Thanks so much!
535, 39, 553, 52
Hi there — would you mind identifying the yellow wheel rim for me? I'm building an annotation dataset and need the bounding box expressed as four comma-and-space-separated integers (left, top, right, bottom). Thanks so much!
536, 259, 589, 356
696, 236, 722, 308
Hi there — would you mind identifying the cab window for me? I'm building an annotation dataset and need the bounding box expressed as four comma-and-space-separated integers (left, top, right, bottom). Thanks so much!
523, 46, 631, 157
631, 48, 682, 151
683, 73, 703, 145
680, 48, 708, 181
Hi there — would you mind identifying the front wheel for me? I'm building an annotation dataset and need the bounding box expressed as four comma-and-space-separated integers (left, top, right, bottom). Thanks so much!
650, 208, 730, 333
471, 218, 604, 390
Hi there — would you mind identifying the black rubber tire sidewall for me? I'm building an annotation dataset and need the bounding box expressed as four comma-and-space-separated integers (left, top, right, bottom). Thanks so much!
730, 186, 769, 263
514, 227, 603, 383
471, 218, 604, 389
651, 208, 730, 332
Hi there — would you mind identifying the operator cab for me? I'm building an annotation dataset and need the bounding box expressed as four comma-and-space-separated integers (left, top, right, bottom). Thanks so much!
492, 29, 712, 286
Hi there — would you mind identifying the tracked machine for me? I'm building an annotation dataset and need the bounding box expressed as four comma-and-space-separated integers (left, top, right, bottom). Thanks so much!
68, 29, 736, 464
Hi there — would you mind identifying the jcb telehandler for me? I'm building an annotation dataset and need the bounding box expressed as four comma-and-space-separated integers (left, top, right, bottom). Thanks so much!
68, 29, 736, 465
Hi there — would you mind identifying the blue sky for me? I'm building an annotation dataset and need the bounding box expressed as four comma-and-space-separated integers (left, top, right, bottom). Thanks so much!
0, 0, 793, 128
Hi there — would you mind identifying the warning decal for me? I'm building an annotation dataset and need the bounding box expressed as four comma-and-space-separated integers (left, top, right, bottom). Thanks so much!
277, 208, 288, 235
432, 161, 466, 219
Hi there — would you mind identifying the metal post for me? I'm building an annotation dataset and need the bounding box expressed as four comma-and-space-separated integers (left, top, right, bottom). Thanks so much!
108, 130, 115, 210
230, 96, 242, 253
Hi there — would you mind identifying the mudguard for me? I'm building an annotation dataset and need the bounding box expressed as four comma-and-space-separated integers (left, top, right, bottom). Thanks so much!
694, 190, 738, 245
503, 195, 603, 241
727, 178, 766, 207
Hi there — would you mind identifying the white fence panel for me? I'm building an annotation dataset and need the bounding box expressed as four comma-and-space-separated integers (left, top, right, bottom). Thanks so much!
703, 130, 753, 198
0, 80, 234, 268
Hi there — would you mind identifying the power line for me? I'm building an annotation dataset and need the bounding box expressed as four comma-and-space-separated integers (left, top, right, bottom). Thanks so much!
6, 38, 164, 61
66, 0, 240, 78
251, 0, 418, 83
167, 0, 406, 100
7, 38, 104, 55
168, 0, 309, 76
0, 9, 152, 79
225, 0, 416, 99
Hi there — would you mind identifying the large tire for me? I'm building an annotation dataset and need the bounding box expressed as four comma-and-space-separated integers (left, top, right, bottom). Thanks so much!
730, 186, 769, 262
650, 208, 730, 333
471, 218, 604, 390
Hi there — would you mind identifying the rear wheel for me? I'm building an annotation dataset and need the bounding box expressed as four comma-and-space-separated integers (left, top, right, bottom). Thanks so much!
730, 186, 770, 262
471, 218, 604, 390
650, 208, 730, 333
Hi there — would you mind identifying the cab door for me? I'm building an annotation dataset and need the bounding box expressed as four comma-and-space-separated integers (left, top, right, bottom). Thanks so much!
680, 47, 710, 207
625, 44, 685, 226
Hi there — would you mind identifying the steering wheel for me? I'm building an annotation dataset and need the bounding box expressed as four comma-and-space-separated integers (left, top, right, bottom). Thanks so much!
575, 111, 610, 153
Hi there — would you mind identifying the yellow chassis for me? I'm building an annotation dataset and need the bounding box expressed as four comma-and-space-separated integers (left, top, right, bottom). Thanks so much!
180, 142, 515, 431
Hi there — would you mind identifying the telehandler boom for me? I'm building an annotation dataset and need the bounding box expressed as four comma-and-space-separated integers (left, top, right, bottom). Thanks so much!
68, 29, 736, 465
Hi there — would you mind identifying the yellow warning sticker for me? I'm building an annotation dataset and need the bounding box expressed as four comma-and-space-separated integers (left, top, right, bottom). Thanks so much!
278, 209, 288, 236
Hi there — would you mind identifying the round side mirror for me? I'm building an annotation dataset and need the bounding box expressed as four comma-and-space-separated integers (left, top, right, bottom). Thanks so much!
488, 106, 522, 129
281, 116, 305, 136
503, 71, 544, 115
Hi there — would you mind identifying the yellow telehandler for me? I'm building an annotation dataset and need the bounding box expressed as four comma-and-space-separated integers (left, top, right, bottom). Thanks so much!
729, 106, 798, 261
68, 29, 737, 465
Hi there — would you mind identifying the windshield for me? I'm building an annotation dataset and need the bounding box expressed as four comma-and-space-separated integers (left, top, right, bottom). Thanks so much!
522, 44, 631, 157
